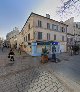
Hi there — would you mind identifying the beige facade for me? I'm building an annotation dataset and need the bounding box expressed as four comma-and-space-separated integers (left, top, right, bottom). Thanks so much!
65, 17, 80, 46
6, 27, 19, 48
17, 32, 24, 49
20, 13, 68, 56
33, 16, 67, 41
74, 22, 80, 42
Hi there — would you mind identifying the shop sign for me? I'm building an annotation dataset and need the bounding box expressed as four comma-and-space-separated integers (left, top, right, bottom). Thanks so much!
52, 42, 59, 45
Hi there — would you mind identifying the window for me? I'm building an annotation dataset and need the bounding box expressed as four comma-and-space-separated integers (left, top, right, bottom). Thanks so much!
28, 24, 30, 29
64, 28, 65, 32
76, 24, 78, 28
62, 36, 64, 41
47, 33, 50, 40
28, 33, 30, 41
62, 27, 64, 32
26, 36, 27, 41
38, 20, 42, 27
52, 24, 58, 31
28, 43, 31, 45
24, 37, 25, 41
67, 38, 69, 42
38, 32, 42, 40
78, 25, 80, 29
54, 34, 56, 40
47, 23, 50, 29
61, 27, 65, 32
52, 24, 54, 30
70, 38, 73, 42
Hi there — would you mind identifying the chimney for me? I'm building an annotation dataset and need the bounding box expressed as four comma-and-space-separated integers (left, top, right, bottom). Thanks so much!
46, 14, 50, 19
60, 21, 63, 23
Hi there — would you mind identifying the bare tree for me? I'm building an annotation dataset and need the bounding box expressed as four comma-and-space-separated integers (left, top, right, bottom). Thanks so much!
57, 0, 80, 20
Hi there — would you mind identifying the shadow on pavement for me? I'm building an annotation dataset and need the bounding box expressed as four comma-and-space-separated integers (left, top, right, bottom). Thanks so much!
5, 62, 14, 66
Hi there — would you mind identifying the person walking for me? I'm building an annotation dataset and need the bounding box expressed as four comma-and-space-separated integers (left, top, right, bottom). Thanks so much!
8, 49, 15, 61
2, 47, 3, 52
52, 45, 56, 62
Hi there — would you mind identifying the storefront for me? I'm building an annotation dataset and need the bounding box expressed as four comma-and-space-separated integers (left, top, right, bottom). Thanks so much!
30, 41, 60, 56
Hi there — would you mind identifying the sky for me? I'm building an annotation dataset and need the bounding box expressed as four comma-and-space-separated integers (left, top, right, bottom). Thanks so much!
0, 0, 80, 39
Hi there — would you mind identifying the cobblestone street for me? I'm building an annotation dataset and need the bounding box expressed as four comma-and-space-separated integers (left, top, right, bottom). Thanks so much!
0, 48, 70, 92
1, 0, 80, 92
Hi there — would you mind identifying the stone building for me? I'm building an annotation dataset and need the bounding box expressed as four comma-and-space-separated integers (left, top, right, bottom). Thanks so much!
0, 37, 3, 47
65, 17, 80, 46
20, 12, 68, 56
6, 27, 19, 48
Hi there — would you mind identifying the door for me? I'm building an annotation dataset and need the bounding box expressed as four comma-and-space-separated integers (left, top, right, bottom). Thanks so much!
60, 45, 64, 52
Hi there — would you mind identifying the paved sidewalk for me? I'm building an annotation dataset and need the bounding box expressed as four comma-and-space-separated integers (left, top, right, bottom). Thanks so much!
56, 53, 71, 61
0, 67, 69, 92
0, 48, 71, 92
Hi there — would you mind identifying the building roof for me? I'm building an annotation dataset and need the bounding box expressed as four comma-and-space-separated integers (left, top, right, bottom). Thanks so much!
21, 12, 68, 32
32, 12, 68, 25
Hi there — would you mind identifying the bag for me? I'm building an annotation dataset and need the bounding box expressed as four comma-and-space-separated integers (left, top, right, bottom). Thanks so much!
8, 55, 10, 58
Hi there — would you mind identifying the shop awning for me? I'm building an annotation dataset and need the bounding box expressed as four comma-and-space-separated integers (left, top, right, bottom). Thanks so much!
36, 41, 59, 45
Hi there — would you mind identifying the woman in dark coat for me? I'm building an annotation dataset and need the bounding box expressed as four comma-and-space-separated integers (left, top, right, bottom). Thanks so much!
8, 49, 15, 61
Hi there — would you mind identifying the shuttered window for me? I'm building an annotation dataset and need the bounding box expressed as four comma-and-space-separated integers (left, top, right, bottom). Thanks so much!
38, 20, 42, 27
47, 23, 50, 29
62, 36, 64, 41
54, 34, 56, 40
47, 33, 50, 40
38, 32, 42, 40
28, 33, 30, 41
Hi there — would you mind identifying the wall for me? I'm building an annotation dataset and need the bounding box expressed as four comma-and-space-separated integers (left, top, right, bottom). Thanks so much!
65, 17, 74, 35
33, 14, 67, 42
33, 27, 66, 42
20, 13, 67, 55
17, 32, 24, 49
22, 16, 34, 43
33, 15, 67, 33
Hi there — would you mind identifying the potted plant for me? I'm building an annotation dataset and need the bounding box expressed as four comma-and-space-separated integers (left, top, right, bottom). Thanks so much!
41, 46, 49, 63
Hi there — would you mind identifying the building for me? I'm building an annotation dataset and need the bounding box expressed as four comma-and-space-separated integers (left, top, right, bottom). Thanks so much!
74, 22, 80, 43
17, 31, 24, 49
0, 37, 1, 46
20, 12, 68, 56
0, 37, 3, 47
6, 27, 19, 48
65, 17, 80, 47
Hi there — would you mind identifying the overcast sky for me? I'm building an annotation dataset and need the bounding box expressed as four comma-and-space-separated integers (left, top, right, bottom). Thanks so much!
0, 0, 80, 39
